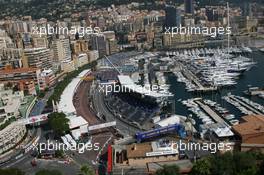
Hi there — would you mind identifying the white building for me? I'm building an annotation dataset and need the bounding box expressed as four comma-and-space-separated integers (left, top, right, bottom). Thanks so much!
52, 38, 71, 62
88, 50, 99, 62
0, 121, 26, 154
61, 60, 75, 73
23, 47, 52, 69
75, 53, 88, 68
39, 69, 56, 90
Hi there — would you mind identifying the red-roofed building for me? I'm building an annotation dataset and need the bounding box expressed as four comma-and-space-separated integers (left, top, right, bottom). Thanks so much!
232, 115, 264, 152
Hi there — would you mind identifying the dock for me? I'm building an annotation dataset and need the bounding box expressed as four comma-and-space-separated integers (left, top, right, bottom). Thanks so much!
177, 61, 217, 92
229, 95, 264, 115
195, 100, 229, 126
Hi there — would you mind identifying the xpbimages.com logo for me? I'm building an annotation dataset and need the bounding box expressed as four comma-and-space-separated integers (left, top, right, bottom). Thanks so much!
31, 140, 100, 154
98, 83, 169, 95
32, 24, 101, 37
164, 25, 232, 38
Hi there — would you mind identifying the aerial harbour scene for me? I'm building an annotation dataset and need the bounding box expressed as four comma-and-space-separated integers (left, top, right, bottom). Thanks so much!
0, 0, 264, 175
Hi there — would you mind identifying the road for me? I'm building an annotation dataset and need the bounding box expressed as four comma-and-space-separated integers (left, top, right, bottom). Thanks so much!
0, 128, 41, 169
92, 87, 140, 136
74, 80, 100, 125
30, 89, 54, 116
72, 79, 116, 174
11, 156, 80, 175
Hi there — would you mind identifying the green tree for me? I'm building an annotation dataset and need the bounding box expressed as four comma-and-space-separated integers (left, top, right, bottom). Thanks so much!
191, 151, 260, 175
233, 151, 257, 175
258, 160, 264, 175
0, 168, 25, 175
47, 61, 96, 108
155, 164, 180, 175
35, 169, 62, 175
79, 165, 95, 175
38, 91, 46, 98
48, 112, 69, 136
190, 158, 211, 175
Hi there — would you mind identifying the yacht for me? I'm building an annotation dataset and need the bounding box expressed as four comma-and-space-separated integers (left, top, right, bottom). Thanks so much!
230, 119, 239, 125
242, 46, 252, 53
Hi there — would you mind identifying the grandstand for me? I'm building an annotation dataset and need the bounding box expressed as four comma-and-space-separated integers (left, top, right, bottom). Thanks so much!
104, 92, 159, 125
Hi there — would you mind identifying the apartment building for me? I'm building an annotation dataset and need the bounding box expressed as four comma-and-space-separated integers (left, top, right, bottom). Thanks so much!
0, 48, 24, 69
39, 69, 56, 90
52, 39, 71, 62
23, 47, 52, 69
0, 121, 26, 155
0, 67, 40, 95
73, 53, 88, 68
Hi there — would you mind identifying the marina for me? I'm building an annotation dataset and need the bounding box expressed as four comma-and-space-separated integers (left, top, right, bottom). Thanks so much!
224, 94, 264, 115
174, 60, 217, 92
244, 87, 264, 99
102, 49, 263, 137
167, 50, 264, 129
203, 99, 238, 125
168, 47, 256, 92
195, 100, 228, 126
181, 98, 234, 138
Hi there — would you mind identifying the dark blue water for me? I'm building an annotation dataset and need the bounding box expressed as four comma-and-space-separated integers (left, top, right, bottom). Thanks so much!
167, 51, 264, 120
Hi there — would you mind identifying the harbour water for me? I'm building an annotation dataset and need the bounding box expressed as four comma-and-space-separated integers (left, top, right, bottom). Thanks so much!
167, 51, 264, 124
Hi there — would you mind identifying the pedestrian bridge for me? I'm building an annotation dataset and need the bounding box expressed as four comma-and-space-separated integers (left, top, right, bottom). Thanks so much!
18, 113, 50, 125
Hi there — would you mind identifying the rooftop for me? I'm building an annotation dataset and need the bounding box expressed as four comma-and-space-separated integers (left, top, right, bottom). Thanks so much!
156, 115, 181, 127
58, 69, 91, 114
126, 142, 152, 159
232, 115, 264, 136
67, 115, 88, 129
118, 75, 173, 98
0, 67, 40, 74
126, 140, 178, 159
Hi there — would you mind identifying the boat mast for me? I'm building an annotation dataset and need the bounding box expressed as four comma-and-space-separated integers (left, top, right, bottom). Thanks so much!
227, 2, 230, 55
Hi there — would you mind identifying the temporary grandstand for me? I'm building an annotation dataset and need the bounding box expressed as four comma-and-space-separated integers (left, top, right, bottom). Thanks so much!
117, 75, 173, 100
58, 69, 91, 114
104, 92, 160, 125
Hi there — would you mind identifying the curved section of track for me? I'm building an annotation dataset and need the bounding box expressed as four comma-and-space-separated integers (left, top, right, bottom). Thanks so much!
73, 80, 100, 125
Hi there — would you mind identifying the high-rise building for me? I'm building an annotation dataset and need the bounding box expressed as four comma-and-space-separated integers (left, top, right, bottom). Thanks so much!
88, 50, 99, 62
165, 5, 182, 28
52, 39, 71, 62
106, 39, 118, 55
23, 48, 52, 69
165, 5, 177, 28
71, 40, 89, 54
90, 34, 107, 58
103, 31, 118, 55
176, 8, 182, 27
185, 0, 194, 15
74, 53, 89, 68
